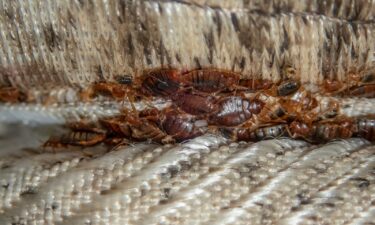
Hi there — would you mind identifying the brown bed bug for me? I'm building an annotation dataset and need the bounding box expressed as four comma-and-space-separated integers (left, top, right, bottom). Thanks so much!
290, 118, 355, 142
239, 78, 274, 92
221, 124, 288, 141
118, 109, 173, 144
277, 88, 320, 124
162, 109, 208, 142
313, 119, 355, 141
180, 69, 240, 93
357, 117, 375, 141
347, 84, 375, 98
0, 87, 26, 103
43, 131, 107, 148
141, 68, 181, 97
172, 90, 218, 116
209, 96, 265, 126
43, 121, 108, 148
59, 131, 107, 146
130, 118, 173, 143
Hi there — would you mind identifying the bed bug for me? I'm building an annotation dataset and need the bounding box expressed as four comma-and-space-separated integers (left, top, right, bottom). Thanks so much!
180, 69, 240, 93
346, 84, 375, 98
357, 118, 375, 141
0, 87, 26, 103
278, 89, 320, 124
172, 91, 218, 116
130, 118, 173, 144
42, 136, 69, 149
118, 109, 173, 144
209, 96, 264, 126
335, 72, 375, 96
313, 119, 355, 141
276, 79, 301, 96
141, 68, 180, 97
43, 130, 107, 148
59, 131, 107, 146
238, 78, 274, 92
43, 121, 109, 148
162, 109, 208, 142
221, 124, 288, 141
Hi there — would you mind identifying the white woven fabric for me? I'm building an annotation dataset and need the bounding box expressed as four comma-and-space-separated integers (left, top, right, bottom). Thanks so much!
0, 125, 374, 225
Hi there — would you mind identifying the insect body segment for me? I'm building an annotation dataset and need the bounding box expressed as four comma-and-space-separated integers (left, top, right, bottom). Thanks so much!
209, 96, 264, 126
222, 124, 288, 142
162, 110, 207, 142
172, 91, 218, 116
180, 69, 240, 93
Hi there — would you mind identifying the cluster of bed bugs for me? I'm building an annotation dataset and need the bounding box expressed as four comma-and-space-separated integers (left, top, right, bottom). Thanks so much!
0, 68, 374, 149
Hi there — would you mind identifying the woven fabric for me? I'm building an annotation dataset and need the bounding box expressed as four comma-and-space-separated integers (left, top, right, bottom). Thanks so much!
0, 125, 374, 225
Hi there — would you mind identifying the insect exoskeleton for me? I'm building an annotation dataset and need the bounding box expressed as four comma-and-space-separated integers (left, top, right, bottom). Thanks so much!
141, 68, 181, 97
161, 109, 208, 142
43, 130, 107, 148
356, 117, 375, 141
172, 90, 218, 116
180, 69, 240, 93
208, 96, 265, 126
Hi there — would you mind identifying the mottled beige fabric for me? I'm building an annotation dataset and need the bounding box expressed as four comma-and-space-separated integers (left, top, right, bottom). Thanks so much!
0, 0, 374, 90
